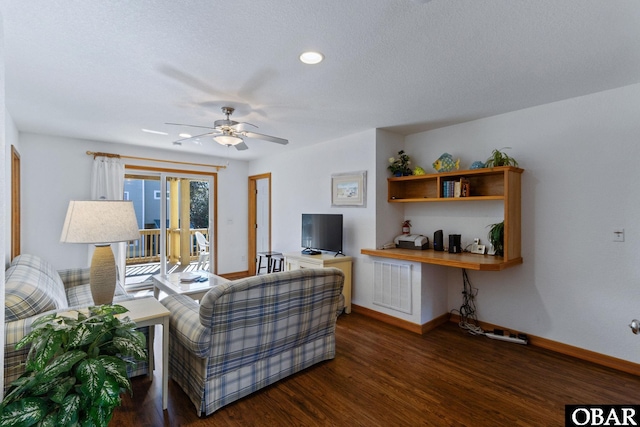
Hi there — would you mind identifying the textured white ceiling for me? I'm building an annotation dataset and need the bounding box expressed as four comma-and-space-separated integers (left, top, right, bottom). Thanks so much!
2, 0, 640, 160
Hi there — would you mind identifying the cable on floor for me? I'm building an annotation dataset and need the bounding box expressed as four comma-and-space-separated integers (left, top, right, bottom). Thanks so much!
450, 269, 484, 335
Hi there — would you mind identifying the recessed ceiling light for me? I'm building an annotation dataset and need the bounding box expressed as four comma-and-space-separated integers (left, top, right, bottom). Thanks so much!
142, 128, 168, 135
299, 51, 324, 65
179, 133, 192, 138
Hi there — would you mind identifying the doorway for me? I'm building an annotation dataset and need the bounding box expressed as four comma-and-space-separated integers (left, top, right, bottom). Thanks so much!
123, 166, 216, 291
248, 173, 271, 276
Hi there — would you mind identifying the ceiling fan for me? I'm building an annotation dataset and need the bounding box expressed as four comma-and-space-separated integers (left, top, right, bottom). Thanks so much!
167, 106, 288, 151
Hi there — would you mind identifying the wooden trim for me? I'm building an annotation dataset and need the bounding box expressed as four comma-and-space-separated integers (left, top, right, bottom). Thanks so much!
351, 304, 449, 335
248, 173, 272, 276
87, 150, 226, 170
11, 146, 21, 260
449, 314, 640, 376
218, 271, 250, 280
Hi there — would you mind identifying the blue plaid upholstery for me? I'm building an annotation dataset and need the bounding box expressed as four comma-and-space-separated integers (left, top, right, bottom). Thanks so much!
161, 268, 344, 417
4, 254, 148, 390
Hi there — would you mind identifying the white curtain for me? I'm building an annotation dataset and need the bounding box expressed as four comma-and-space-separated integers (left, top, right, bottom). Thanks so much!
90, 156, 127, 286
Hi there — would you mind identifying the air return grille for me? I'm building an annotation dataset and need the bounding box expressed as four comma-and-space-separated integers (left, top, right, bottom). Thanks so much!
373, 261, 412, 314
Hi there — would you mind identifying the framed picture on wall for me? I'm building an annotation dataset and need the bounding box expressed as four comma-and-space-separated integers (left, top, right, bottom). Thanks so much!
331, 171, 366, 207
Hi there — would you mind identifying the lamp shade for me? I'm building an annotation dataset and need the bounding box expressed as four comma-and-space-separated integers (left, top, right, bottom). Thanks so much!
60, 200, 141, 244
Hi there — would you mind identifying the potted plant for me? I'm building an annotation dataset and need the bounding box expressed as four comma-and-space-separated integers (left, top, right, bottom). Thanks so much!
0, 304, 147, 427
388, 150, 412, 176
485, 147, 519, 168
487, 221, 505, 257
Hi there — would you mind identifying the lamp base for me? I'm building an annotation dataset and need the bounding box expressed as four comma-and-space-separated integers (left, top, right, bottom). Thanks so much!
90, 244, 117, 305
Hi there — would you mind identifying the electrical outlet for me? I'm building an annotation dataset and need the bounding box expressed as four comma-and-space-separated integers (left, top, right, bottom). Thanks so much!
471, 244, 486, 254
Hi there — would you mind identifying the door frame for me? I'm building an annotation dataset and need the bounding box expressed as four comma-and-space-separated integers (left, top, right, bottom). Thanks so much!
248, 173, 271, 276
125, 165, 218, 274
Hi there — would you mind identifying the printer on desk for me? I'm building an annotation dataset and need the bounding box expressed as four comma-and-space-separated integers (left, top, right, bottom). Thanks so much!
394, 234, 429, 250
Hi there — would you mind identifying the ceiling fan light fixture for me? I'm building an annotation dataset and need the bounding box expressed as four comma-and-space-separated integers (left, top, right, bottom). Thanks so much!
214, 134, 243, 146
299, 51, 324, 65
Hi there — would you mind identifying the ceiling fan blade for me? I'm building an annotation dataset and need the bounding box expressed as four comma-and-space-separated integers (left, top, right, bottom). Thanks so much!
165, 122, 216, 130
231, 121, 258, 131
234, 141, 249, 151
241, 131, 288, 145
172, 131, 216, 144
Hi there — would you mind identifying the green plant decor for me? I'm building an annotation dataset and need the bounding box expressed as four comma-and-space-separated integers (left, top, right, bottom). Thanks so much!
0, 305, 147, 427
388, 150, 412, 176
485, 147, 519, 168
487, 221, 505, 257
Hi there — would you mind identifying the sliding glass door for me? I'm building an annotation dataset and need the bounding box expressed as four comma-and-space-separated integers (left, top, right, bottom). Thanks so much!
124, 168, 216, 287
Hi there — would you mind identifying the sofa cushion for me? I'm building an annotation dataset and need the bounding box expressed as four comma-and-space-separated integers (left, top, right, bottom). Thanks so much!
10, 254, 68, 310
5, 264, 62, 322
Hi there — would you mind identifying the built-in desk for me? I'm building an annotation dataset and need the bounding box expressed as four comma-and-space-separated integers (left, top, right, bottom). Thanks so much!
360, 248, 522, 271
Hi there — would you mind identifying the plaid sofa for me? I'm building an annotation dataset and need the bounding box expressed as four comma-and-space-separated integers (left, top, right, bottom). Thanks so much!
160, 267, 344, 417
4, 254, 148, 391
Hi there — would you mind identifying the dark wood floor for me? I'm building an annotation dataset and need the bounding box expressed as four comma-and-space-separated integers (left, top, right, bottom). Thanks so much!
111, 313, 640, 426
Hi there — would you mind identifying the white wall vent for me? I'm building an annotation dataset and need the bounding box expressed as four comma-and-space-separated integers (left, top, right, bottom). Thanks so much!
373, 261, 412, 314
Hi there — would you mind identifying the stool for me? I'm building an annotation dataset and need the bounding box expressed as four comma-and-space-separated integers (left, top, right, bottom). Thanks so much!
270, 254, 284, 272
257, 251, 283, 275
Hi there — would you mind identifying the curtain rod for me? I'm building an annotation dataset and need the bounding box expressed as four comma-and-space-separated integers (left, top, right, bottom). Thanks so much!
86, 151, 226, 171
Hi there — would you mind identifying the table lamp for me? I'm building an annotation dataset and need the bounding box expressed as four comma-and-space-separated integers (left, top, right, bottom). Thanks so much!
60, 200, 140, 305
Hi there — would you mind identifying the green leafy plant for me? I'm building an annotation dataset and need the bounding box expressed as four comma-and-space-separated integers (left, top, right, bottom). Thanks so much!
0, 305, 147, 427
487, 221, 505, 257
388, 150, 412, 176
485, 147, 519, 168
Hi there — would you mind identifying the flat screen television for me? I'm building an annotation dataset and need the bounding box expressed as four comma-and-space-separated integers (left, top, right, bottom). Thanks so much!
301, 213, 343, 256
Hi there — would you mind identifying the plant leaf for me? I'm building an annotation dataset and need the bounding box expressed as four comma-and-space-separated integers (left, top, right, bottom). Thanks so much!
98, 376, 122, 409
76, 360, 106, 401
49, 376, 77, 404
37, 350, 86, 383
36, 411, 59, 427
30, 313, 58, 329
0, 397, 47, 427
96, 356, 130, 392
112, 337, 147, 362
68, 323, 101, 348
26, 332, 63, 372
57, 394, 80, 426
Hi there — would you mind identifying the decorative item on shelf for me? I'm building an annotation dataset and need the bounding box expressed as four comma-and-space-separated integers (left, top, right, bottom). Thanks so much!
60, 200, 141, 305
388, 150, 412, 176
412, 166, 425, 175
485, 147, 519, 167
432, 153, 460, 172
470, 161, 486, 169
402, 220, 411, 235
487, 221, 505, 257
0, 305, 147, 427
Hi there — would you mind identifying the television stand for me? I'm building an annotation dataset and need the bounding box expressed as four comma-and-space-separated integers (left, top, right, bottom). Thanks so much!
302, 248, 321, 255
284, 252, 353, 314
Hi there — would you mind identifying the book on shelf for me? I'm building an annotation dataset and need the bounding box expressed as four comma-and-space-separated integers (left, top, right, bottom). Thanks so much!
460, 178, 470, 197
443, 178, 470, 198
454, 181, 461, 198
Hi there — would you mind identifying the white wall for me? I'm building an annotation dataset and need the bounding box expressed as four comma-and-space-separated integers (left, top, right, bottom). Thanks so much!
405, 83, 640, 363
18, 133, 249, 274
1, 9, 6, 395
249, 129, 378, 305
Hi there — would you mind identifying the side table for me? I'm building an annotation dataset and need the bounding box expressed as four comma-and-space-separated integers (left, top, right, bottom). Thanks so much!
118, 297, 170, 410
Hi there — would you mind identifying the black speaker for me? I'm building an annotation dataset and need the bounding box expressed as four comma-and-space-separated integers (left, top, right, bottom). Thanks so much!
449, 234, 462, 254
433, 230, 444, 251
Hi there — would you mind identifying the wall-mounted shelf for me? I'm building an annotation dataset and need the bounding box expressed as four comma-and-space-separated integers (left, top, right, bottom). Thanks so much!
380, 166, 524, 268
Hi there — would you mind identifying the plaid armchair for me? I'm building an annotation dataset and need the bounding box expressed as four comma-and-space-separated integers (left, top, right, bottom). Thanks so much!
160, 268, 344, 417
4, 254, 148, 391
